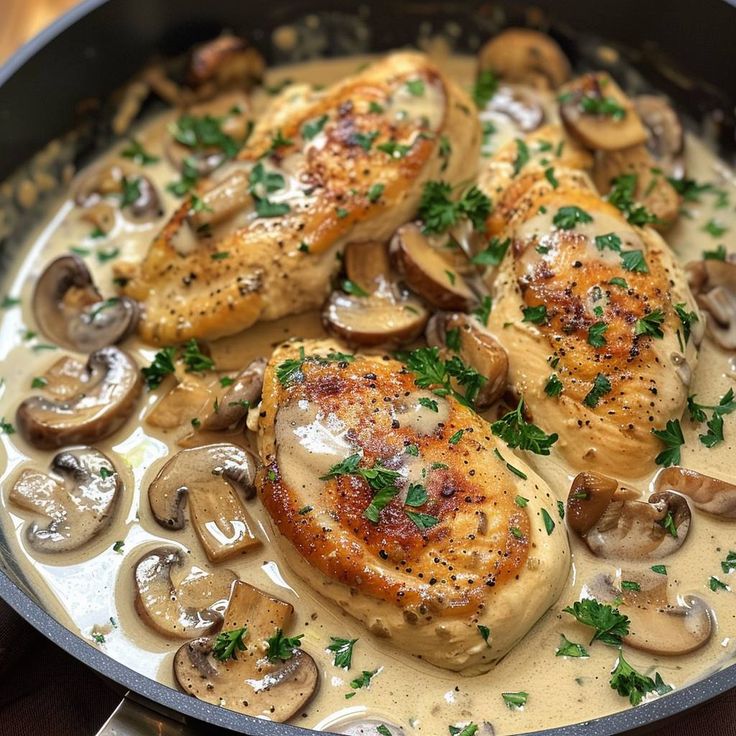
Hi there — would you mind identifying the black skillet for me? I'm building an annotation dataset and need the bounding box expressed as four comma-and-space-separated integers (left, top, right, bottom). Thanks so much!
0, 1, 735, 734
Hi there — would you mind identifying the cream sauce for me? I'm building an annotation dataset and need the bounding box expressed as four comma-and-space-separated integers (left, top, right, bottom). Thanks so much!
0, 54, 735, 735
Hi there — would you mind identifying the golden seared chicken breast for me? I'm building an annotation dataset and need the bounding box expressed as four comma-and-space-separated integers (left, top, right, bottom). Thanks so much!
478, 131, 701, 478
122, 52, 480, 344
257, 339, 570, 673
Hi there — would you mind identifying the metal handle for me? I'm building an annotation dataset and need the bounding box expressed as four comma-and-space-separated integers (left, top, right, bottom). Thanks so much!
96, 695, 204, 736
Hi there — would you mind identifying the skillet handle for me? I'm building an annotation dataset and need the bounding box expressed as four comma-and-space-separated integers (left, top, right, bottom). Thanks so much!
95, 695, 204, 736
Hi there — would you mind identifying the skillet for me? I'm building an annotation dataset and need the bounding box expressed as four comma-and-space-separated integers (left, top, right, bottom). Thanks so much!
0, 1, 735, 734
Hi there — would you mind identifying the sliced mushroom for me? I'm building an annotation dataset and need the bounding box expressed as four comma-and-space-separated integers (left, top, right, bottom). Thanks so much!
174, 580, 318, 720
588, 571, 712, 655
335, 720, 405, 736
654, 466, 736, 519
33, 255, 139, 352
187, 35, 265, 90
686, 258, 736, 350
80, 201, 116, 235
323, 289, 428, 348
186, 168, 252, 231
634, 95, 685, 179
391, 223, 477, 311
567, 471, 691, 559
74, 163, 161, 220
134, 546, 237, 639
486, 85, 545, 133
593, 145, 681, 228
478, 29, 571, 90
146, 377, 213, 429
16, 347, 142, 450
426, 312, 508, 408
344, 241, 394, 295
201, 358, 266, 431
148, 444, 259, 563
9, 448, 120, 553
559, 72, 648, 151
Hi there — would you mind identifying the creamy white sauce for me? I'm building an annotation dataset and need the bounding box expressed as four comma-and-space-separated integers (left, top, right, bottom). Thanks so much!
0, 54, 734, 735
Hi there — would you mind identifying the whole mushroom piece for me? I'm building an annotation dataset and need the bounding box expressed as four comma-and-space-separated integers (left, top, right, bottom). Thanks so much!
567, 471, 691, 560
426, 312, 508, 408
148, 443, 260, 562
33, 255, 139, 352
9, 448, 120, 553
654, 466, 736, 519
477, 28, 571, 90
174, 580, 318, 721
587, 571, 712, 656
634, 95, 685, 179
200, 357, 267, 431
16, 347, 142, 450
74, 163, 161, 220
686, 257, 736, 350
134, 546, 238, 639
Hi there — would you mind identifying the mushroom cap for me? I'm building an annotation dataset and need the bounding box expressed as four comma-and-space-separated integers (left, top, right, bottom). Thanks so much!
390, 223, 477, 311
588, 571, 712, 656
654, 466, 736, 519
426, 312, 508, 408
33, 255, 139, 352
201, 358, 266, 431
174, 580, 318, 721
148, 443, 259, 562
688, 259, 736, 350
633, 95, 685, 179
134, 546, 237, 639
567, 472, 691, 560
186, 34, 264, 89
16, 347, 142, 450
486, 84, 546, 133
9, 447, 120, 553
478, 28, 571, 90
559, 72, 648, 151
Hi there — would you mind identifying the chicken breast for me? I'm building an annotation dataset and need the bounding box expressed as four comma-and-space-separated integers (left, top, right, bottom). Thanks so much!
479, 132, 701, 478
122, 52, 480, 344
256, 339, 569, 673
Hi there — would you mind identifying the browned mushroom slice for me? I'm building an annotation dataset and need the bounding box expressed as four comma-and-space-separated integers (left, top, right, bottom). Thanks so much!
187, 34, 265, 90
148, 444, 259, 562
16, 347, 142, 450
174, 580, 318, 721
33, 255, 139, 352
74, 163, 161, 220
567, 472, 691, 559
654, 466, 736, 519
478, 28, 571, 90
134, 546, 237, 639
201, 358, 266, 431
146, 377, 213, 429
593, 146, 681, 228
391, 223, 477, 311
559, 72, 647, 151
9, 448, 120, 552
344, 241, 393, 295
686, 258, 736, 350
634, 95, 685, 179
588, 572, 712, 655
323, 289, 428, 348
426, 312, 507, 408
486, 85, 545, 133
186, 168, 252, 231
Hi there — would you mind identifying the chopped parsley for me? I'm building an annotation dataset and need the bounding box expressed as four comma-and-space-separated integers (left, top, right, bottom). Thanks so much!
182, 339, 215, 373
347, 668, 378, 696
634, 309, 665, 339
477, 624, 491, 645
553, 206, 593, 230
544, 166, 559, 189
265, 629, 303, 662
0, 418, 16, 435
709, 576, 728, 592
121, 138, 159, 165
473, 295, 493, 327
587, 321, 608, 347
674, 303, 698, 344
651, 564, 668, 575
470, 237, 510, 267
172, 114, 240, 158
141, 346, 176, 389
212, 627, 248, 661
610, 650, 672, 706
493, 448, 528, 480
541, 508, 556, 535
703, 244, 727, 261
563, 598, 630, 646
301, 114, 328, 141
620, 249, 649, 273
651, 419, 685, 467
501, 692, 528, 710
491, 397, 558, 455
367, 183, 385, 203
472, 69, 498, 109
418, 181, 491, 235
405, 483, 428, 507
621, 580, 641, 592
327, 636, 357, 669
583, 373, 612, 408
522, 304, 548, 325
703, 219, 728, 238
609, 277, 629, 289
449, 429, 464, 444
405, 79, 425, 96
405, 511, 440, 530
512, 138, 530, 177
607, 174, 657, 227
595, 232, 622, 253
31, 376, 48, 389
555, 634, 589, 658
376, 140, 412, 159
722, 550, 736, 574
